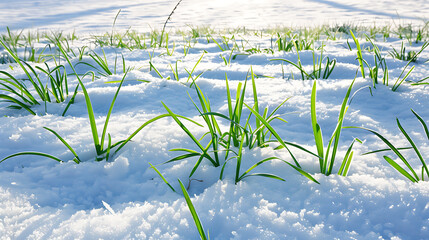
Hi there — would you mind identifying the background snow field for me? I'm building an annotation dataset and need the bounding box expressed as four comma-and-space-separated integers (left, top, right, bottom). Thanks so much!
1, 0, 429, 33
1, 1, 429, 239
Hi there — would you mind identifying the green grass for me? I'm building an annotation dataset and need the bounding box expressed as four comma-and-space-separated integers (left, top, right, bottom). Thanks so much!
359, 109, 429, 182
389, 42, 417, 62
311, 79, 361, 176
350, 31, 366, 79
76, 49, 115, 76
160, 68, 321, 184
271, 42, 336, 80
1, 24, 429, 188
391, 41, 428, 91
2, 23, 429, 240
0, 38, 74, 115
178, 179, 209, 240
0, 38, 201, 164
350, 30, 428, 91
162, 101, 217, 177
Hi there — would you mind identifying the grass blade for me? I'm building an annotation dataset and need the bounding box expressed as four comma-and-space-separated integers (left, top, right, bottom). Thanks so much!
100, 71, 128, 151
162, 102, 217, 166
383, 156, 417, 182
244, 103, 300, 167
397, 116, 429, 179
325, 79, 355, 175
311, 81, 324, 171
338, 138, 361, 176
0, 94, 36, 115
115, 113, 202, 153
412, 109, 429, 141
350, 30, 365, 78
240, 173, 285, 181
150, 163, 176, 192
1, 152, 63, 164
250, 67, 261, 145
354, 126, 419, 180
57, 41, 101, 155
44, 127, 81, 163
178, 179, 208, 240
282, 159, 320, 184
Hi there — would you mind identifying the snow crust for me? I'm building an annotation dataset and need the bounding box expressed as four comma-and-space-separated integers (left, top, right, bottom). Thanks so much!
1, 1, 429, 239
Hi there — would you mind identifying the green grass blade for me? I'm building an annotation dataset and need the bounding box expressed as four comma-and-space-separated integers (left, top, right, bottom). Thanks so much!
149, 61, 164, 79
57, 41, 101, 155
338, 138, 361, 176
21, 61, 48, 102
397, 117, 429, 179
350, 30, 365, 78
362, 147, 412, 155
170, 148, 200, 153
411, 109, 429, 141
239, 173, 286, 182
383, 156, 417, 182
62, 84, 79, 116
272, 140, 321, 159
201, 112, 246, 132
0, 39, 43, 96
149, 163, 176, 192
326, 79, 355, 175
244, 103, 300, 167
74, 62, 107, 77
187, 52, 205, 83
392, 66, 414, 91
115, 113, 202, 153
100, 71, 128, 151
250, 67, 261, 145
0, 81, 33, 104
355, 126, 419, 180
190, 82, 221, 164
311, 81, 324, 172
270, 58, 311, 79
238, 157, 278, 180
235, 133, 246, 183
189, 154, 206, 178
44, 127, 81, 163
0, 94, 36, 115
0, 70, 39, 104
0, 151, 63, 164
281, 159, 320, 184
164, 152, 201, 164
267, 97, 291, 119
78, 78, 100, 154
163, 103, 206, 152
341, 151, 354, 176
178, 179, 207, 240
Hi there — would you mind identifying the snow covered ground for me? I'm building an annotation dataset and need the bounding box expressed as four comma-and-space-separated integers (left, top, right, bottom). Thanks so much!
1, 0, 429, 33
1, 1, 429, 239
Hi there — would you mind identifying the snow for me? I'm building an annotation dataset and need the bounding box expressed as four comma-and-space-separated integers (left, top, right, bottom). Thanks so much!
1, 0, 428, 33
1, 0, 429, 239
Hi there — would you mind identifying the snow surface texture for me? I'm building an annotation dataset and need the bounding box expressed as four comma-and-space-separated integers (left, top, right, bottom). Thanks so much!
1, 0, 429, 33
1, 1, 429, 240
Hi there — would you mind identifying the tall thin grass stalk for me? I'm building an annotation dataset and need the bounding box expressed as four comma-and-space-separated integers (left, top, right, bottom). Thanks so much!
311, 79, 360, 176
178, 179, 209, 240
159, 0, 183, 48
110, 10, 121, 46
350, 30, 365, 78
188, 81, 222, 166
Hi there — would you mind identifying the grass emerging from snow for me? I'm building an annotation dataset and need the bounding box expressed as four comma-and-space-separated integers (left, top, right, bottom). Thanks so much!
1, 24, 429, 239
